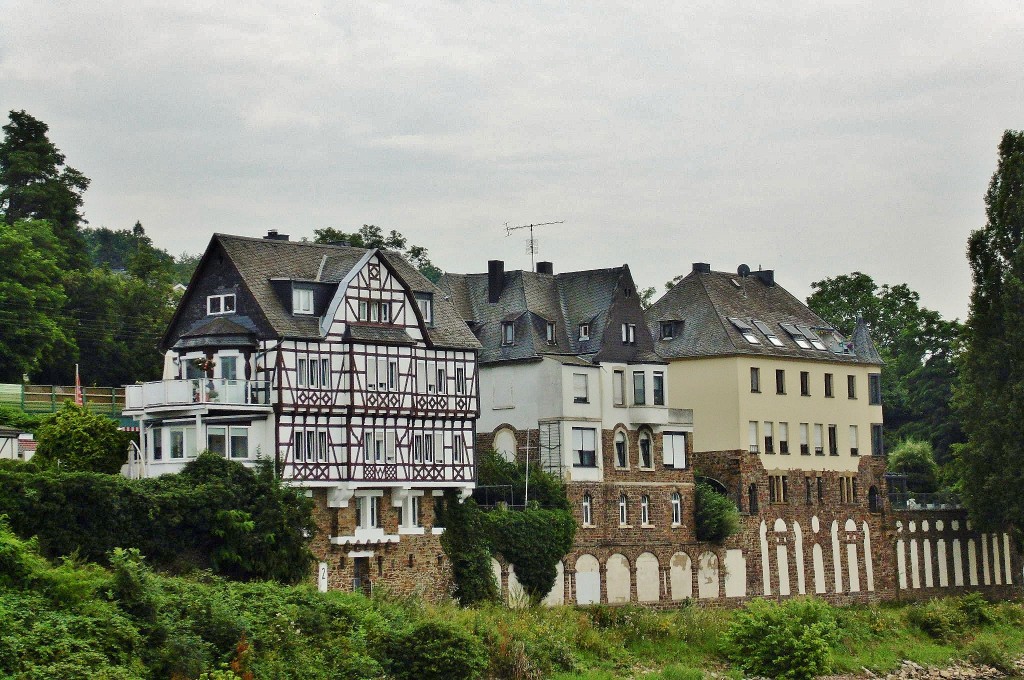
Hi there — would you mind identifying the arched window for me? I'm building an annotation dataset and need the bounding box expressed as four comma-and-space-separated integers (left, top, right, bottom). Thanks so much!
582, 492, 593, 525
614, 430, 628, 468
639, 430, 652, 468
671, 492, 682, 525
641, 495, 651, 525
618, 494, 628, 526
868, 485, 880, 513
748, 483, 759, 514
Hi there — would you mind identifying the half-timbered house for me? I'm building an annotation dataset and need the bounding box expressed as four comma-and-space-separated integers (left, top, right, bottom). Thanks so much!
124, 231, 480, 596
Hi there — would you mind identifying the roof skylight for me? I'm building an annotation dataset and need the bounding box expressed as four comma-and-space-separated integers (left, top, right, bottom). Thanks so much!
728, 317, 761, 344
779, 322, 812, 349
752, 320, 785, 347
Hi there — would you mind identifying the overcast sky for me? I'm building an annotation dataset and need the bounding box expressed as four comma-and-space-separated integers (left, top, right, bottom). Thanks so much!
3, 1, 1022, 320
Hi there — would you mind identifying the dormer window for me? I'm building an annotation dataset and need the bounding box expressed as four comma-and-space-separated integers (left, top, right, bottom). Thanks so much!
415, 293, 434, 326
728, 317, 761, 344
660, 321, 675, 340
501, 321, 515, 346
780, 322, 812, 349
752, 320, 784, 347
207, 293, 235, 315
621, 323, 636, 345
292, 286, 313, 315
579, 323, 590, 340
546, 321, 556, 344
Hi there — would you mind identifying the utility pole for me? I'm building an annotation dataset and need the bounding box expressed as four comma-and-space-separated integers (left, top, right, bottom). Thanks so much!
505, 221, 564, 270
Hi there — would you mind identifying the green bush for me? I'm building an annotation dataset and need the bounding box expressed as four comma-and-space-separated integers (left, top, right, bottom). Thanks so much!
888, 439, 940, 493
907, 598, 968, 641
438, 495, 498, 605
33, 402, 130, 474
965, 637, 1014, 673
0, 453, 315, 582
485, 505, 576, 603
380, 619, 487, 680
0, 405, 48, 432
694, 481, 740, 542
722, 598, 840, 680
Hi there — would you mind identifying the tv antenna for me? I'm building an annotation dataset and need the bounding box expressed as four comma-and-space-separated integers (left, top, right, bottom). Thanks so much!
504, 220, 564, 269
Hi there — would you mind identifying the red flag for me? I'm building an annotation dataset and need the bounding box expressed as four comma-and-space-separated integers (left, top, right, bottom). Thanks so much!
74, 364, 83, 406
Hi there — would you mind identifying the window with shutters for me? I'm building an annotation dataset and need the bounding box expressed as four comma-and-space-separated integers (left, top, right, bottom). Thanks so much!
613, 370, 625, 406
572, 427, 596, 467
573, 373, 589, 403
663, 431, 687, 468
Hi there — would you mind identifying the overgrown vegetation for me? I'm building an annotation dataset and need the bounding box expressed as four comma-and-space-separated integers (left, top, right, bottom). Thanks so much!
441, 449, 576, 605
693, 481, 740, 542
887, 438, 940, 494
0, 453, 314, 582
5, 533, 1023, 680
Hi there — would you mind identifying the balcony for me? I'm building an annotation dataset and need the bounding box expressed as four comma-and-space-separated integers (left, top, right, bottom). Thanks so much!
626, 403, 669, 426
125, 379, 272, 412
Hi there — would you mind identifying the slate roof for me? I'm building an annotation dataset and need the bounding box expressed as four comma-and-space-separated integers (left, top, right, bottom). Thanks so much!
182, 234, 479, 349
645, 268, 883, 365
440, 265, 657, 365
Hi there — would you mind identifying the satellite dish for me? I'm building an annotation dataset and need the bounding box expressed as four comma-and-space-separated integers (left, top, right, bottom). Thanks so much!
737, 264, 751, 277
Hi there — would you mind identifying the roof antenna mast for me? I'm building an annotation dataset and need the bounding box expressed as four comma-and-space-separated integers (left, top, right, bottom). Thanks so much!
504, 221, 564, 270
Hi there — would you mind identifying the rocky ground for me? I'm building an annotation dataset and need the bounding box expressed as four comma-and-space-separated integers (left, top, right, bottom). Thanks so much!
820, 656, 1024, 680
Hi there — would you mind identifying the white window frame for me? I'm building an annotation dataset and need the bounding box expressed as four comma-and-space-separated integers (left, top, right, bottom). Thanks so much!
663, 431, 687, 469
618, 494, 628, 526
613, 370, 625, 406
640, 494, 651, 526
417, 294, 434, 325
621, 323, 636, 344
229, 426, 249, 459
572, 427, 597, 467
455, 367, 467, 395
671, 492, 682, 526
579, 323, 590, 340
293, 286, 314, 315
207, 293, 236, 316
546, 321, 556, 344
572, 373, 589, 404
582, 493, 593, 526
614, 430, 628, 468
501, 321, 515, 346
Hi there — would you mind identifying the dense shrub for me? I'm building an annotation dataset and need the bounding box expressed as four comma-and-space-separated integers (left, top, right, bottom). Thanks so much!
694, 481, 740, 542
722, 598, 840, 680
485, 505, 576, 603
33, 402, 131, 473
379, 619, 487, 680
438, 494, 498, 606
888, 439, 940, 493
476, 447, 570, 510
0, 405, 48, 432
908, 594, 997, 641
0, 453, 315, 582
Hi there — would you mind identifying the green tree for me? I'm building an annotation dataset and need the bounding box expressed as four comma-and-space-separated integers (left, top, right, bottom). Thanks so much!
171, 251, 202, 285
887, 438, 940, 493
33, 402, 129, 473
0, 110, 90, 269
83, 222, 175, 281
694, 481, 740, 542
956, 129, 1024, 535
807, 273, 963, 461
314, 225, 442, 281
0, 219, 71, 381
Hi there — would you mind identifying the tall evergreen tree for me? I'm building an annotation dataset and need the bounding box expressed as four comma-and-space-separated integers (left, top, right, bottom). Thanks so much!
0, 110, 90, 269
956, 130, 1024, 534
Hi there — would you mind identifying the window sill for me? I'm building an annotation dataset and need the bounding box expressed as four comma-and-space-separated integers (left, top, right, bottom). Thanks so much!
582, 523, 597, 529
398, 527, 425, 535
671, 522, 682, 528
431, 527, 445, 535
640, 523, 656, 529
573, 399, 589, 404
618, 523, 633, 529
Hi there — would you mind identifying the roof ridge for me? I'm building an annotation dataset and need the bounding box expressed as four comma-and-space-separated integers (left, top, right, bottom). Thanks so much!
215, 233, 370, 254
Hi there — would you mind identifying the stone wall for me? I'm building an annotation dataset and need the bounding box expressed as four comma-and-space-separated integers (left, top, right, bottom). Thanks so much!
307, 488, 453, 602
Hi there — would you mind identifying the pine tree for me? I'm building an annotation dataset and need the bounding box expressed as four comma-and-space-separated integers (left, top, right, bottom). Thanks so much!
0, 110, 90, 269
956, 130, 1024, 534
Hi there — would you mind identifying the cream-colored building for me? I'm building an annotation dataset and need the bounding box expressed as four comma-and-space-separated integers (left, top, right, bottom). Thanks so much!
647, 263, 883, 477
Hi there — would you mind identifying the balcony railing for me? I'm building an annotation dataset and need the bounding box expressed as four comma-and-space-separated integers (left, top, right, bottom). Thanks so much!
126, 379, 272, 410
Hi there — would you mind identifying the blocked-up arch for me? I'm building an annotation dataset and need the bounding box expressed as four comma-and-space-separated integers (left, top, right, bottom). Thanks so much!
493, 428, 517, 463
575, 554, 601, 605
636, 552, 660, 602
606, 553, 631, 603
697, 552, 720, 599
670, 552, 693, 600
542, 560, 564, 606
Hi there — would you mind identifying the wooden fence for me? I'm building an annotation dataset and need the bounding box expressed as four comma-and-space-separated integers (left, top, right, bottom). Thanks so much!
0, 383, 126, 417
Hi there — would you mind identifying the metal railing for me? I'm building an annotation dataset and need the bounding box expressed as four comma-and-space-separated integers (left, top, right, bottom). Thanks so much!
125, 379, 272, 409
889, 491, 962, 511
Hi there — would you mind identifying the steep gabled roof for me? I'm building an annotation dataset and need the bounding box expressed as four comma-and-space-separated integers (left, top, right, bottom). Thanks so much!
646, 268, 883, 365
165, 234, 479, 350
440, 264, 656, 364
